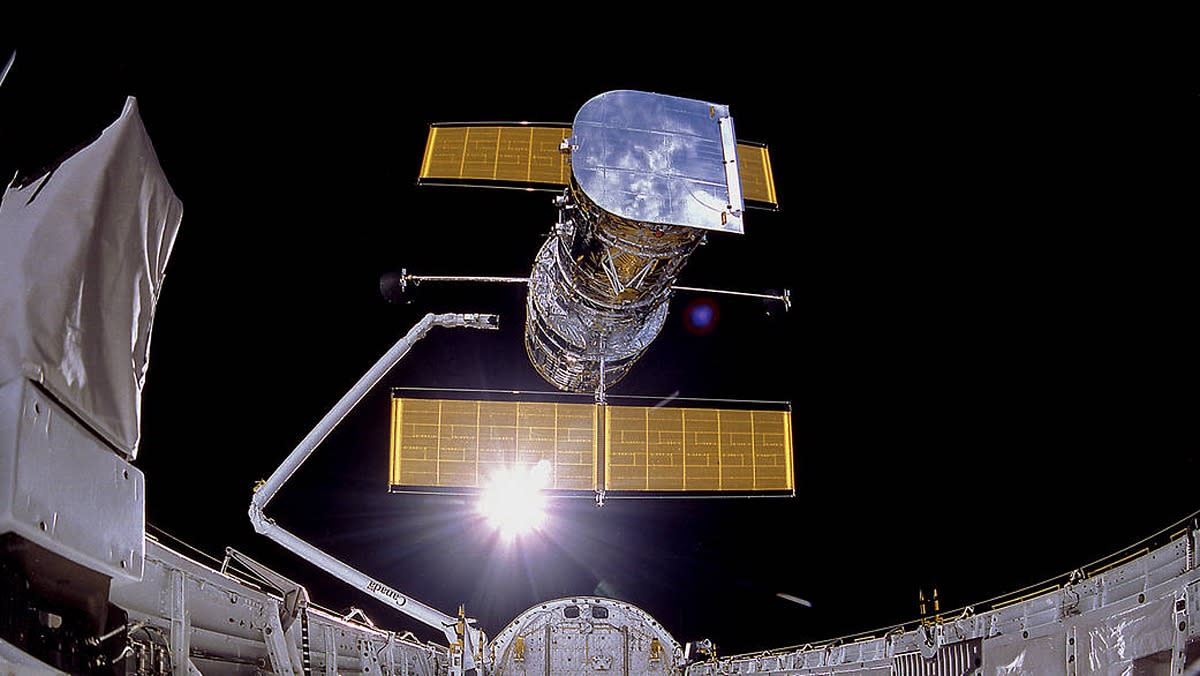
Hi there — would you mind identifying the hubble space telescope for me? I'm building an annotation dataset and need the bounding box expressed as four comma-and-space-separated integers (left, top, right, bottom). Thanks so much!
404, 89, 785, 393
382, 90, 796, 505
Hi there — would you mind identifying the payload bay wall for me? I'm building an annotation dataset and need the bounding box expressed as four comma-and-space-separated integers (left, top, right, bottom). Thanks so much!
687, 520, 1200, 676
109, 537, 447, 676
2, 358, 449, 676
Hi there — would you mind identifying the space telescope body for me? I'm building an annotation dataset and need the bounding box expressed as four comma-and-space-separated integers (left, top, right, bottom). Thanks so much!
525, 90, 740, 391
418, 90, 779, 393
2, 89, 1199, 676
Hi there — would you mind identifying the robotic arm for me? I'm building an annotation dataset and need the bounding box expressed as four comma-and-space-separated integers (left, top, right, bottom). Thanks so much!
248, 312, 498, 675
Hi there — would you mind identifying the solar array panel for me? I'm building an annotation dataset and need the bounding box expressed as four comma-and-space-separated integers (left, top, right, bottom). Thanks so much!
389, 397, 792, 495
418, 125, 571, 186
389, 398, 596, 491
735, 143, 777, 207
604, 405, 793, 492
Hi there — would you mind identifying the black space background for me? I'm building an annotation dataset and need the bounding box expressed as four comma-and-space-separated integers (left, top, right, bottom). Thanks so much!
0, 37, 1192, 656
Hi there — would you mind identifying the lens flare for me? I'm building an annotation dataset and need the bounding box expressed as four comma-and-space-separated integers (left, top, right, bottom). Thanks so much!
478, 460, 552, 539
684, 297, 719, 335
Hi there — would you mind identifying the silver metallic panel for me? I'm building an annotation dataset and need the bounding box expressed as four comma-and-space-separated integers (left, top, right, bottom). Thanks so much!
111, 540, 445, 676
1076, 598, 1174, 675
686, 525, 1200, 676
525, 236, 672, 392
571, 90, 745, 233
490, 597, 682, 675
0, 379, 144, 582
893, 639, 982, 676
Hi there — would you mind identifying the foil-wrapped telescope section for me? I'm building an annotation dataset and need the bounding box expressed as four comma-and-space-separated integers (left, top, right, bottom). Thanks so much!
526, 91, 747, 392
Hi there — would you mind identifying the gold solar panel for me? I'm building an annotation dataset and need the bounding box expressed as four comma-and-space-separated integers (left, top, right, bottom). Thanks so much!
390, 397, 793, 495
604, 406, 793, 492
389, 398, 597, 491
418, 125, 571, 185
419, 125, 778, 208
736, 143, 778, 207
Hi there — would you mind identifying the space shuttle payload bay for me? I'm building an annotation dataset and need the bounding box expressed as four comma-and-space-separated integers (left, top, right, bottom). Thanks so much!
3, 81, 1198, 676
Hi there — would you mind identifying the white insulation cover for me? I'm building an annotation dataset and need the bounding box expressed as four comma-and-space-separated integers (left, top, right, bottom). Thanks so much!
0, 97, 182, 457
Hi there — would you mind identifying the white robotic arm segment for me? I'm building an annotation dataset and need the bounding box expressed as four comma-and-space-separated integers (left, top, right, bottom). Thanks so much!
248, 312, 497, 674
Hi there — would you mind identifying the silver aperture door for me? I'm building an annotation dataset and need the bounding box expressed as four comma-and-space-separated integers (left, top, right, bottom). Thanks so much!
571, 90, 744, 234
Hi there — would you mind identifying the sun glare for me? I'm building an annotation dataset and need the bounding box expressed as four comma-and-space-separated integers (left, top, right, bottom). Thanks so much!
478, 460, 552, 539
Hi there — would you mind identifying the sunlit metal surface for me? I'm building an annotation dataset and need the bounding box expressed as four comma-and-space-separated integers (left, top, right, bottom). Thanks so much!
735, 142, 777, 206
388, 398, 597, 491
489, 597, 682, 675
604, 406, 793, 492
524, 231, 683, 391
686, 524, 1200, 676
107, 539, 448, 676
418, 124, 571, 185
572, 90, 744, 234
